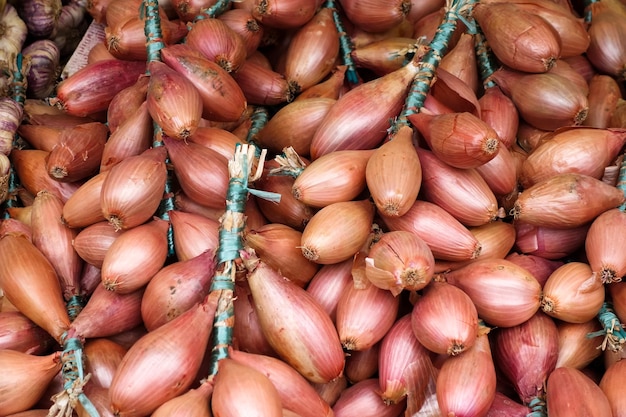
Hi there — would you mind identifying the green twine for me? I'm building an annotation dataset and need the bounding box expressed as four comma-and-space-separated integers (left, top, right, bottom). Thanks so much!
207, 299, 234, 376
474, 26, 498, 89
210, 273, 235, 291
216, 174, 248, 264
617, 153, 626, 211
66, 295, 84, 322
56, 336, 99, 417
526, 397, 547, 417
394, 0, 477, 131
587, 302, 626, 351
142, 0, 165, 63
2, 54, 27, 217
194, 0, 232, 21
246, 107, 269, 155
325, 0, 359, 84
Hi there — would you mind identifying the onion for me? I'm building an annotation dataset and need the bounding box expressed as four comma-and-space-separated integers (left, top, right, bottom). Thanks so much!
300, 199, 374, 264
147, 60, 203, 141
152, 380, 213, 417
514, 220, 589, 260
541, 262, 605, 323
556, 319, 603, 369
68, 284, 144, 340
584, 75, 622, 128
333, 378, 407, 417
378, 314, 430, 405
336, 279, 400, 352
23, 39, 60, 99
0, 234, 69, 342
219, 8, 264, 56
586, 1, 626, 80
493, 312, 558, 405
366, 125, 422, 217
0, 351, 61, 415
100, 147, 168, 231
345, 343, 380, 383
306, 259, 354, 323
436, 324, 497, 416
599, 358, 626, 416
229, 348, 334, 417
233, 279, 276, 357
339, 0, 411, 33
72, 221, 123, 269
244, 223, 319, 287
244, 255, 345, 383
211, 358, 283, 417
141, 250, 216, 331
411, 281, 478, 356
100, 218, 170, 294
586, 208, 626, 284
478, 86, 520, 149
546, 367, 613, 416
444, 258, 542, 328
251, 0, 319, 29
84, 338, 128, 389
513, 173, 625, 229
109, 293, 219, 417
0, 311, 55, 354
107, 76, 149, 134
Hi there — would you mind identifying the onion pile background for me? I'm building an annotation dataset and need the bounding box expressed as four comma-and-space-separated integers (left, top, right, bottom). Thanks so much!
1, 0, 626, 416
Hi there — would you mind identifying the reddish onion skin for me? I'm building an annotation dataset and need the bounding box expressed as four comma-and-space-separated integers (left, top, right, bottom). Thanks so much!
411, 282, 479, 356
233, 279, 277, 357
151, 380, 213, 417
211, 358, 283, 417
0, 311, 55, 354
436, 325, 497, 417
305, 259, 354, 323
514, 221, 589, 260
0, 234, 70, 342
100, 218, 170, 294
109, 293, 219, 417
251, 0, 319, 29
546, 367, 613, 417
0, 351, 62, 416
585, 208, 626, 284
310, 59, 420, 159
345, 343, 380, 383
169, 210, 220, 262
100, 146, 168, 231
378, 314, 431, 405
55, 59, 146, 117
141, 250, 216, 331
229, 349, 334, 417
513, 173, 625, 229
493, 312, 558, 405
83, 338, 128, 389
69, 284, 144, 340
486, 391, 532, 417
444, 258, 542, 328
336, 279, 400, 352
479, 85, 519, 149
416, 147, 499, 227
245, 257, 345, 383
72, 221, 124, 269
599, 358, 626, 416
541, 262, 605, 324
586, 1, 626, 80
504, 252, 564, 288
339, 0, 411, 33
333, 378, 407, 417
62, 170, 109, 229
556, 319, 603, 369
382, 199, 482, 261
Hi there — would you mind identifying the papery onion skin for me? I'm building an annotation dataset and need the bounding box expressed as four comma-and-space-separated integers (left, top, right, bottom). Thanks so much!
513, 220, 589, 260
436, 325, 497, 417
211, 358, 283, 417
110, 293, 219, 417
599, 358, 626, 416
585, 208, 626, 284
229, 348, 334, 417
556, 319, 603, 369
306, 259, 354, 323
541, 262, 605, 324
72, 221, 124, 269
379, 314, 431, 405
84, 338, 128, 389
444, 258, 542, 328
0, 311, 55, 354
336, 279, 400, 352
62, 170, 109, 229
411, 281, 478, 356
345, 343, 380, 384
333, 378, 407, 417
546, 367, 613, 417
493, 312, 558, 405
151, 380, 213, 417
245, 256, 345, 384
513, 173, 625, 229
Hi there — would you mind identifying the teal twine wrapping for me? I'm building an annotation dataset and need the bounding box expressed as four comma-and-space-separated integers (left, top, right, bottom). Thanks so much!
66, 295, 84, 322
474, 26, 498, 89
194, 0, 231, 21
142, 0, 165, 63
398, 2, 471, 124
583, 0, 600, 22
246, 107, 269, 155
618, 152, 626, 211
216, 173, 248, 264
325, 0, 359, 84
587, 302, 626, 351
2, 54, 27, 216
526, 397, 547, 417
60, 336, 99, 417
207, 287, 234, 376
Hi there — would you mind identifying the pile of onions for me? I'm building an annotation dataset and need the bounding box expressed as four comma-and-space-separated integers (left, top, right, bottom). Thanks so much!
2, 0, 626, 415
